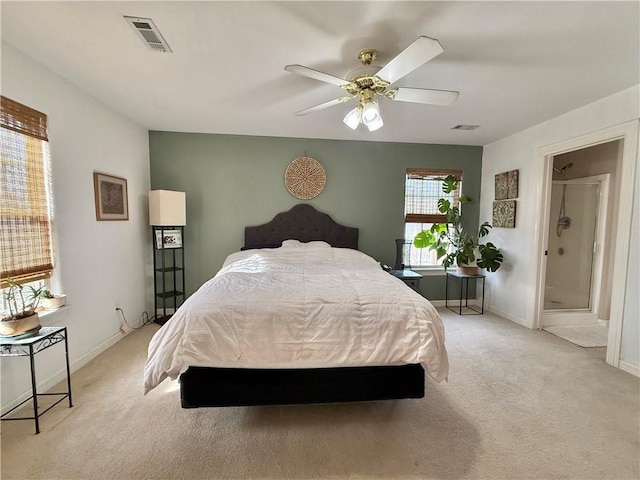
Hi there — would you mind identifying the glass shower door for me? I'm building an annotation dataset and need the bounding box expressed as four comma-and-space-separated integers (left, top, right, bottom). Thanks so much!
543, 181, 600, 314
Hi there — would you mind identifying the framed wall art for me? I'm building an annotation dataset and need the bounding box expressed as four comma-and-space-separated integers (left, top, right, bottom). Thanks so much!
507, 169, 519, 198
493, 200, 516, 228
495, 172, 509, 200
93, 172, 129, 221
495, 169, 519, 200
155, 229, 183, 249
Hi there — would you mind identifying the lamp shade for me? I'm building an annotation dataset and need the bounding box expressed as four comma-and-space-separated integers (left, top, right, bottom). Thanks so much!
362, 99, 379, 124
343, 106, 361, 130
149, 190, 186, 226
366, 114, 383, 131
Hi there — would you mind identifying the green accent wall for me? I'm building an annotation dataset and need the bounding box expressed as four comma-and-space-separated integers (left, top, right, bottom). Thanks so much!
149, 132, 483, 299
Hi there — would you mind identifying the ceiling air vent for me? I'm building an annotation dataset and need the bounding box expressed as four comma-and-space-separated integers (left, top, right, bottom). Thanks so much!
452, 124, 480, 130
124, 16, 172, 53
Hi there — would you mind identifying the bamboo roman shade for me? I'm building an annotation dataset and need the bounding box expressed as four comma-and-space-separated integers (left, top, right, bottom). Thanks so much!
404, 168, 462, 223
1, 96, 54, 286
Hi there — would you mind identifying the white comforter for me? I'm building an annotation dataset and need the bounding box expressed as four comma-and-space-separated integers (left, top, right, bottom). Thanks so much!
144, 241, 448, 393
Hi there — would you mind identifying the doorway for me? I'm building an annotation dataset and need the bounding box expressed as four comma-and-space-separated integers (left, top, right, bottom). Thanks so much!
533, 120, 638, 369
535, 134, 632, 358
542, 168, 611, 347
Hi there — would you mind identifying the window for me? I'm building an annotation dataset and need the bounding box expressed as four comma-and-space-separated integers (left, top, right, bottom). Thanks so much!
403, 168, 462, 267
1, 96, 54, 288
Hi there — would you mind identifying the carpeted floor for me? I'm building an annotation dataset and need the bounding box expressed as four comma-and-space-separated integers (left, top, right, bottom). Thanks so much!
1, 309, 638, 480
543, 324, 609, 347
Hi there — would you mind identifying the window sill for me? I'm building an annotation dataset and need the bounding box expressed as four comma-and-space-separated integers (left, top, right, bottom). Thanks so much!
38, 306, 71, 325
411, 267, 447, 276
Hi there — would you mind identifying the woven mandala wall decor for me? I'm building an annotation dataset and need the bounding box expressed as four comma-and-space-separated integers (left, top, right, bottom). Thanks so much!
284, 156, 326, 200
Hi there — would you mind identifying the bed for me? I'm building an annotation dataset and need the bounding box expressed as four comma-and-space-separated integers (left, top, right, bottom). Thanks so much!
144, 204, 448, 407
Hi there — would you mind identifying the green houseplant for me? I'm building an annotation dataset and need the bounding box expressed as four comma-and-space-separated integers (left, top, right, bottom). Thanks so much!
413, 174, 504, 274
1, 280, 44, 336
40, 288, 67, 310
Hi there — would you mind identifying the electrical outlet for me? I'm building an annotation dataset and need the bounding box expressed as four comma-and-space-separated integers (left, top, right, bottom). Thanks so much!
121, 324, 132, 334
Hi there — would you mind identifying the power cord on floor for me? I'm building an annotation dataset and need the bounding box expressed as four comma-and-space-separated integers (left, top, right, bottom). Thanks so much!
116, 307, 154, 332
141, 311, 156, 326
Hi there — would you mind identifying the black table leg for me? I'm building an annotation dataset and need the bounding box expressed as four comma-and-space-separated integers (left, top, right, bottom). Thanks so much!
28, 344, 39, 434
445, 273, 449, 310
63, 328, 73, 407
465, 278, 470, 309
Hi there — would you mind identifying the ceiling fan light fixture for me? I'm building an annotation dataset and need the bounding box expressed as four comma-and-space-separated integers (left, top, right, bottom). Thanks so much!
286, 36, 458, 133
343, 106, 362, 130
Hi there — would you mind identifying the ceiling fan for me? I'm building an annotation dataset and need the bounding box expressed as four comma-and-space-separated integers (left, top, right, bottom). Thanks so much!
284, 36, 459, 132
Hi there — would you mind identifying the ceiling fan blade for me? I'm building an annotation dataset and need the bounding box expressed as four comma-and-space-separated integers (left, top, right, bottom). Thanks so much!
293, 96, 355, 116
392, 87, 459, 106
285, 64, 352, 88
377, 36, 444, 85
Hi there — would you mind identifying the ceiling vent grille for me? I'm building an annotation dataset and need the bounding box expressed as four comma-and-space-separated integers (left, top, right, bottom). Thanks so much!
452, 124, 480, 130
124, 16, 172, 53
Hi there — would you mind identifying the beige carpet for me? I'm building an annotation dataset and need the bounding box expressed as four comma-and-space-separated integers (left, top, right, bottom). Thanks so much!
1, 309, 638, 480
543, 324, 609, 348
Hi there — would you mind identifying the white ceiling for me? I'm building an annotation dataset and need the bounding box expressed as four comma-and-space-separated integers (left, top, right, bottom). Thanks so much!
1, 1, 638, 146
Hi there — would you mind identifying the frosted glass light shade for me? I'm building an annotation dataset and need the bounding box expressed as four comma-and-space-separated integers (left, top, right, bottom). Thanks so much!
362, 100, 380, 124
149, 190, 186, 226
343, 107, 362, 130
366, 115, 383, 131
362, 100, 383, 131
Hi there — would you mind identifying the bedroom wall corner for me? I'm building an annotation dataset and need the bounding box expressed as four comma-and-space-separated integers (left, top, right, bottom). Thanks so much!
1, 41, 153, 413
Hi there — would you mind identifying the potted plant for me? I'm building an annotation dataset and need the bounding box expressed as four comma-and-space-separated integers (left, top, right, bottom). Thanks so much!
1, 281, 43, 337
40, 289, 67, 310
413, 174, 504, 274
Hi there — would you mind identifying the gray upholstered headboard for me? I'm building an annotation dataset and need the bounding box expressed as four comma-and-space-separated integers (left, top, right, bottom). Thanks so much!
244, 204, 359, 249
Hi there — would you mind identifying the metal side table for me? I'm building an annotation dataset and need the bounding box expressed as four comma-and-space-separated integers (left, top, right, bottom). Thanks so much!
0, 326, 73, 434
445, 271, 486, 315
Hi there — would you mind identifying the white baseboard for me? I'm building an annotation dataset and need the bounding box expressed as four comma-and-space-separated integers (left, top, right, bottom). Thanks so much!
434, 301, 531, 328
619, 361, 640, 377
430, 299, 478, 308
488, 305, 531, 328
1, 329, 126, 416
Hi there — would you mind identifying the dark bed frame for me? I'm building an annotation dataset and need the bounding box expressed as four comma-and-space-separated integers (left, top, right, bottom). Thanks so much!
180, 204, 425, 408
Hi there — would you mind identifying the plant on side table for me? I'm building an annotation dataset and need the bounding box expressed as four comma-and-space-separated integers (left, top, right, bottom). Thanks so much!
413, 174, 504, 275
1, 281, 43, 337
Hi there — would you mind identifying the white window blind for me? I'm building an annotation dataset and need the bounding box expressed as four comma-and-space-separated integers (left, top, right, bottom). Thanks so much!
404, 168, 462, 223
403, 168, 462, 267
1, 96, 54, 287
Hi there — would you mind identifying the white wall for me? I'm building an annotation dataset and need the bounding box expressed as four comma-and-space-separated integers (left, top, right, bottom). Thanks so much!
620, 155, 639, 375
480, 85, 639, 370
1, 42, 153, 412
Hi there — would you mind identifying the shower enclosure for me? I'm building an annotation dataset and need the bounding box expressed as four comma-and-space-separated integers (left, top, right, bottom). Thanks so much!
542, 174, 609, 326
